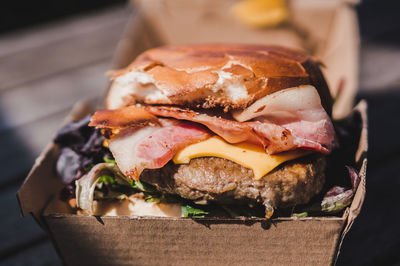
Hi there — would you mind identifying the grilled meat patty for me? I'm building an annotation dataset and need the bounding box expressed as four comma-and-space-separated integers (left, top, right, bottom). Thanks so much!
140, 155, 326, 209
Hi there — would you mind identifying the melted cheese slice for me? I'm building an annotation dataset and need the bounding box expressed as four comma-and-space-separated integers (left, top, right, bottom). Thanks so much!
173, 136, 308, 180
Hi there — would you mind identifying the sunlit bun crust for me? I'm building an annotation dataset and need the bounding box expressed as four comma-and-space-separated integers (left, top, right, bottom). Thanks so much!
107, 44, 332, 113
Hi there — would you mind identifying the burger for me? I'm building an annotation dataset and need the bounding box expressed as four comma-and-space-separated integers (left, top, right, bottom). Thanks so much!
56, 44, 340, 218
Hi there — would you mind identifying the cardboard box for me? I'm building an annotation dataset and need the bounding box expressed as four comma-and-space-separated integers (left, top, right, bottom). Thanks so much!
18, 0, 366, 265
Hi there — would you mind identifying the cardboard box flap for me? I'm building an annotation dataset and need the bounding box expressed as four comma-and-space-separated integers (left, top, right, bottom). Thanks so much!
347, 100, 367, 223
334, 100, 368, 263
134, 0, 335, 49
111, 8, 164, 70
342, 100, 368, 221
318, 4, 360, 119
17, 144, 62, 226
17, 101, 94, 225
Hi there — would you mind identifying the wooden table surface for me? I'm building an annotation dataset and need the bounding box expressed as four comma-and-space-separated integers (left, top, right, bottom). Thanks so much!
0, 4, 399, 266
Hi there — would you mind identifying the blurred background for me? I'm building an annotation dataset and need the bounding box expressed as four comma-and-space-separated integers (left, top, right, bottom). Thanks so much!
0, 0, 399, 265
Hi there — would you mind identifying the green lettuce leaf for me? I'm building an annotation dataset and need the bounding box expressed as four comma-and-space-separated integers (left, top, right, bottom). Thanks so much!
98, 175, 120, 189
181, 205, 209, 218
130, 179, 156, 193
292, 212, 308, 218
103, 155, 116, 164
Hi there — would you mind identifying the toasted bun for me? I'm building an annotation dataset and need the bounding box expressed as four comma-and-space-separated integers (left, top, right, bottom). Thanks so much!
107, 44, 332, 113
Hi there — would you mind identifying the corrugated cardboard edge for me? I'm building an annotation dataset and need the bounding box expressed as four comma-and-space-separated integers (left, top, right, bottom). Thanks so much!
333, 100, 368, 264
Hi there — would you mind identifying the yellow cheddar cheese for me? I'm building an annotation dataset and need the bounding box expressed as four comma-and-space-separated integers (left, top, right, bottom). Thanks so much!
173, 136, 309, 180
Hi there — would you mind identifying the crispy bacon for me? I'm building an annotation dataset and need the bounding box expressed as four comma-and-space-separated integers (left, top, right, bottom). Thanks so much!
145, 106, 257, 144
108, 119, 210, 180
89, 106, 159, 129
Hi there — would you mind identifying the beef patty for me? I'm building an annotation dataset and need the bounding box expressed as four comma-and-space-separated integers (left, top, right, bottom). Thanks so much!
140, 155, 326, 210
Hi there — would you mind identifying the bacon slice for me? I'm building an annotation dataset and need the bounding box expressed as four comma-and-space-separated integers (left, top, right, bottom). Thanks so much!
145, 106, 302, 153
91, 85, 336, 155
145, 106, 335, 154
89, 106, 158, 129
145, 86, 336, 154
145, 106, 257, 144
108, 119, 210, 180
234, 85, 337, 153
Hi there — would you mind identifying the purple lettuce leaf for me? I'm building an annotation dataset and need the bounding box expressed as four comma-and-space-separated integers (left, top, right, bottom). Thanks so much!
321, 166, 361, 213
54, 116, 112, 190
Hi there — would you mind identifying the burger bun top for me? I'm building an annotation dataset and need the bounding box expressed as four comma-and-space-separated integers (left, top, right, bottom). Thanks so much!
107, 44, 332, 113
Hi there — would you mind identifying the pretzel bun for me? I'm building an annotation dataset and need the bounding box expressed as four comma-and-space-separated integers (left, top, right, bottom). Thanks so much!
107, 44, 332, 113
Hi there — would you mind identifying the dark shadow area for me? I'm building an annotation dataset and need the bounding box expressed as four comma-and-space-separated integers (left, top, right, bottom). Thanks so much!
0, 112, 35, 189
0, 106, 56, 261
357, 0, 400, 44
337, 90, 400, 265
0, 0, 126, 35
338, 3, 400, 263
0, 2, 129, 263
